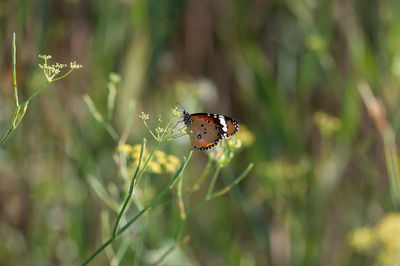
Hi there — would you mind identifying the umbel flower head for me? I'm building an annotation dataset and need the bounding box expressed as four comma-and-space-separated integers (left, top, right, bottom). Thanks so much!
38, 55, 83, 82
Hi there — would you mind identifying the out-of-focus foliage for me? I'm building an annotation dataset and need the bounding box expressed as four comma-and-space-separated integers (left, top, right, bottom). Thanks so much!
348, 213, 400, 265
1, 0, 400, 265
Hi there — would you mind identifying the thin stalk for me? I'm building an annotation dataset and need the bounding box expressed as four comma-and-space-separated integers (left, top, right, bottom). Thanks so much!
12, 33, 18, 107
81, 151, 193, 266
206, 165, 222, 200
107, 84, 117, 122
119, 100, 135, 145
112, 138, 146, 237
359, 81, 400, 209
153, 219, 188, 265
51, 69, 75, 82
104, 123, 120, 143
20, 69, 75, 106
20, 81, 50, 106
160, 133, 187, 143
0, 127, 14, 147
210, 163, 254, 199
191, 157, 213, 191
152, 231, 190, 266
185, 198, 208, 217
111, 239, 129, 266
187, 163, 253, 216
177, 172, 186, 220
142, 120, 158, 140
81, 238, 114, 266
133, 178, 150, 266
383, 130, 400, 209
153, 245, 175, 265
112, 117, 178, 237
134, 141, 160, 186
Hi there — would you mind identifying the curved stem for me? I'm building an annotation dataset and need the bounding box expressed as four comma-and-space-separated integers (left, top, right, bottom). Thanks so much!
112, 138, 146, 237
20, 81, 50, 106
81, 151, 193, 266
0, 127, 15, 147
104, 123, 120, 143
51, 69, 75, 82
134, 141, 160, 186
187, 163, 253, 216
191, 157, 213, 192
206, 165, 221, 200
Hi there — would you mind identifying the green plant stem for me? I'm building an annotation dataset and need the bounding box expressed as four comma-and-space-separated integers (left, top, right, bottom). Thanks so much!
134, 141, 160, 186
81, 151, 193, 266
0, 127, 14, 147
210, 163, 253, 199
20, 81, 50, 106
191, 157, 213, 191
1, 33, 80, 148
383, 130, 400, 209
161, 133, 187, 143
104, 123, 119, 143
112, 238, 129, 265
19, 69, 75, 107
177, 171, 186, 220
358, 81, 400, 209
153, 219, 186, 265
142, 120, 157, 140
206, 165, 222, 200
112, 118, 182, 238
51, 69, 76, 82
133, 178, 150, 266
153, 245, 175, 265
1, 79, 65, 147
133, 118, 174, 187
112, 138, 146, 237
187, 163, 253, 216
83, 95, 120, 142
12, 33, 18, 106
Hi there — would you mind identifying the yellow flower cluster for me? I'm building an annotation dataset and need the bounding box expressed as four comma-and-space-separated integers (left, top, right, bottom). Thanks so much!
117, 144, 180, 174
347, 213, 400, 265
347, 227, 375, 253
313, 111, 341, 137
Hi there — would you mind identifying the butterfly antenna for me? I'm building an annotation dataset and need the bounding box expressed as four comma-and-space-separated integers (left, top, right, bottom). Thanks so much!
170, 120, 183, 131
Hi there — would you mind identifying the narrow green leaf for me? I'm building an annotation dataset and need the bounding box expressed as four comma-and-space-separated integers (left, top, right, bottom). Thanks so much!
83, 94, 104, 122
13, 102, 29, 128
11, 106, 21, 128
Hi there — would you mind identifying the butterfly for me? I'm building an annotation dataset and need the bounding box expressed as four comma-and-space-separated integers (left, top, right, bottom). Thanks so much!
182, 110, 239, 151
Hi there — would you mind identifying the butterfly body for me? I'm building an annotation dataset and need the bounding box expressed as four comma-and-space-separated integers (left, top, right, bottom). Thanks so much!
183, 110, 239, 151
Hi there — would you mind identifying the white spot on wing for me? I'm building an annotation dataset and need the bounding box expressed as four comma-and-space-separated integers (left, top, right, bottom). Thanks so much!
218, 115, 228, 132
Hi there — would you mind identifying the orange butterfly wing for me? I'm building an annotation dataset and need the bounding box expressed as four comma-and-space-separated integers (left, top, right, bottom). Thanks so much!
183, 112, 239, 151
187, 114, 221, 150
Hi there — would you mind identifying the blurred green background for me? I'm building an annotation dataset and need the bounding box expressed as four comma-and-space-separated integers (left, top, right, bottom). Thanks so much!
2, 0, 400, 265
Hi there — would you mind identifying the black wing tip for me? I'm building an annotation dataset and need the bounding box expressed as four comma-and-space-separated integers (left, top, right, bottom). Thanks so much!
193, 139, 220, 151
224, 118, 239, 138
